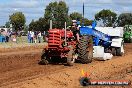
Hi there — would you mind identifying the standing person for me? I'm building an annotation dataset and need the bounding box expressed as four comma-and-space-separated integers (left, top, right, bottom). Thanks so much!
45, 31, 49, 42
43, 31, 45, 42
34, 31, 37, 43
12, 32, 17, 43
38, 31, 41, 43
27, 31, 31, 43
8, 30, 12, 42
4, 30, 7, 42
6, 30, 10, 42
30, 31, 34, 43
1, 29, 6, 42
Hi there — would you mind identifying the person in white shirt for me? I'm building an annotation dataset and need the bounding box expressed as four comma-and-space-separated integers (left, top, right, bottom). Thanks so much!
38, 31, 41, 43
30, 31, 34, 43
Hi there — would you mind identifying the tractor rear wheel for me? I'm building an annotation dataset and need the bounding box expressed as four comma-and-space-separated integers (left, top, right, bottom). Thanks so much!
39, 50, 49, 65
78, 35, 93, 64
67, 46, 75, 66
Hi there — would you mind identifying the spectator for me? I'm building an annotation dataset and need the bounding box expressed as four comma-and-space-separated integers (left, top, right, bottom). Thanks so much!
34, 31, 37, 43
11, 32, 17, 43
45, 31, 48, 42
6, 30, 10, 42
30, 31, 34, 43
12, 34, 17, 43
9, 30, 12, 38
1, 29, 7, 42
38, 31, 41, 43
43, 31, 46, 42
0, 30, 4, 42
27, 31, 31, 43
8, 30, 12, 42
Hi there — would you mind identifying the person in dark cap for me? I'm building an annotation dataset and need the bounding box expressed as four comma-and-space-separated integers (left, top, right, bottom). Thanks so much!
70, 20, 81, 43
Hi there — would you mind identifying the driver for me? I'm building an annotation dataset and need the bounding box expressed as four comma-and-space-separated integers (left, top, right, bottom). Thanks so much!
70, 25, 80, 43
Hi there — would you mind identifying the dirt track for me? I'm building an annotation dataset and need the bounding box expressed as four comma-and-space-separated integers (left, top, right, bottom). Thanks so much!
0, 43, 132, 88
0, 44, 66, 87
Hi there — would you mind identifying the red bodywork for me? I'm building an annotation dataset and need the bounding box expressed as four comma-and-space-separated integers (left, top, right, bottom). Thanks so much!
46, 28, 76, 58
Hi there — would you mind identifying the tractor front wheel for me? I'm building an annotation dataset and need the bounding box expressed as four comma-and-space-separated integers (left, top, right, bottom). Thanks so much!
67, 46, 75, 66
39, 50, 49, 65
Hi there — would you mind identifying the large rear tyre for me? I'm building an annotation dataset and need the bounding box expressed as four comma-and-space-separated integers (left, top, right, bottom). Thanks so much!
78, 35, 93, 64
67, 46, 75, 66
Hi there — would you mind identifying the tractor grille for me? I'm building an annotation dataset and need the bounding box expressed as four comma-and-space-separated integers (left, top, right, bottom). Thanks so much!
48, 29, 61, 48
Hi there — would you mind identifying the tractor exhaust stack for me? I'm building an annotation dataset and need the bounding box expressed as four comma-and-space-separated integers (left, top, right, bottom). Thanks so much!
65, 22, 67, 46
50, 20, 52, 29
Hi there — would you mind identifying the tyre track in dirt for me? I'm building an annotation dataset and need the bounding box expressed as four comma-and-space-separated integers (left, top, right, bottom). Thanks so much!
0, 49, 68, 87
0, 50, 102, 87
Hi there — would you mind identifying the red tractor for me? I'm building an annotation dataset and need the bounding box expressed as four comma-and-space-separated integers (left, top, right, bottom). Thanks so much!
39, 28, 93, 66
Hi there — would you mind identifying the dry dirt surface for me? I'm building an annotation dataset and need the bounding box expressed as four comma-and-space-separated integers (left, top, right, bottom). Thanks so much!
0, 43, 132, 88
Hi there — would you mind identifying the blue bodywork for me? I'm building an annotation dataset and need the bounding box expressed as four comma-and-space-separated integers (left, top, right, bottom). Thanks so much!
79, 21, 111, 46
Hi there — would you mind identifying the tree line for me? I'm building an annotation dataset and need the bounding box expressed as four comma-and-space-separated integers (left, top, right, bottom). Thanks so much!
6, 1, 132, 32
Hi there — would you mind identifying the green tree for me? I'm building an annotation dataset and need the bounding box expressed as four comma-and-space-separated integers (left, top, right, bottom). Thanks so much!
23, 24, 28, 33
9, 12, 26, 31
29, 18, 48, 32
70, 12, 82, 20
84, 18, 93, 26
117, 13, 132, 26
79, 18, 93, 26
29, 19, 37, 31
5, 21, 10, 28
37, 17, 47, 32
95, 9, 117, 27
70, 12, 93, 26
44, 1, 69, 29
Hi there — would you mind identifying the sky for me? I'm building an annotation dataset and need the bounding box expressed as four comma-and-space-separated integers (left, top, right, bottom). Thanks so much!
0, 0, 132, 26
